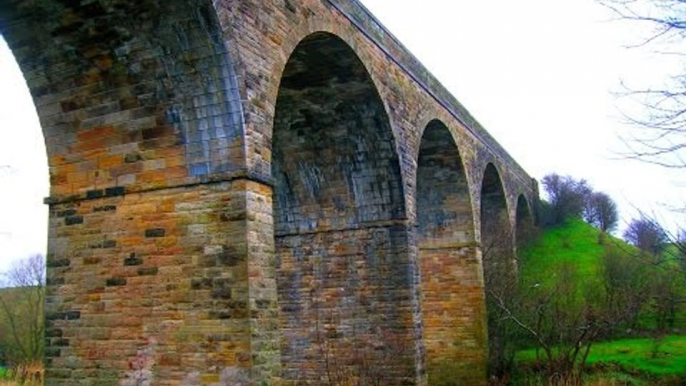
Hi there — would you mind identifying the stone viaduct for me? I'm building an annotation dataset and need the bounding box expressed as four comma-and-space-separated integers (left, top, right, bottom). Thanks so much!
0, 0, 538, 385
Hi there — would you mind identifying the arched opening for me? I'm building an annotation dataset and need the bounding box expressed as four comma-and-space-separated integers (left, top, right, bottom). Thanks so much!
2, 2, 260, 383
515, 195, 534, 251
415, 120, 485, 385
272, 32, 414, 385
0, 37, 49, 273
480, 164, 512, 259
480, 163, 515, 379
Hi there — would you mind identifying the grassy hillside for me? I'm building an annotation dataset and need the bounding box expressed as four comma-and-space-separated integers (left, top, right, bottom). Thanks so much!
519, 218, 609, 287
520, 218, 686, 327
514, 218, 686, 382
516, 217, 638, 303
520, 218, 685, 282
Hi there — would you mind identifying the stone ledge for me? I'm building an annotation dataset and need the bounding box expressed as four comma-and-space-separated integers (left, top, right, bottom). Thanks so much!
43, 169, 274, 205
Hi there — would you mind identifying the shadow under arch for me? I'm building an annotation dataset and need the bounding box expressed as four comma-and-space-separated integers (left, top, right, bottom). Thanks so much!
415, 119, 488, 385
480, 163, 516, 379
480, 163, 512, 253
272, 31, 416, 385
515, 194, 534, 251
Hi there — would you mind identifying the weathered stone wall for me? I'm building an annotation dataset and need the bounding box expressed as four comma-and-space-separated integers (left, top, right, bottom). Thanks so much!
45, 182, 252, 385
230, 0, 537, 384
416, 120, 485, 385
272, 33, 416, 385
0, 0, 539, 385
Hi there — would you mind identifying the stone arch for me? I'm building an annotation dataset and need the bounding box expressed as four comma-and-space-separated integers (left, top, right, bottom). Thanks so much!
272, 32, 415, 385
1, 1, 265, 383
480, 163, 515, 378
256, 21, 409, 196
515, 194, 534, 251
0, 0, 244, 197
415, 119, 486, 385
480, 163, 511, 250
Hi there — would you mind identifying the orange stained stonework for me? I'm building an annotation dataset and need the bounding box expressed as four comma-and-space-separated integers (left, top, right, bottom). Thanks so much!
0, 0, 537, 385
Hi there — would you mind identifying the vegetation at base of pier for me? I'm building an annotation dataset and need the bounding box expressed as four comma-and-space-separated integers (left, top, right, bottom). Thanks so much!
0, 362, 42, 386
485, 174, 686, 386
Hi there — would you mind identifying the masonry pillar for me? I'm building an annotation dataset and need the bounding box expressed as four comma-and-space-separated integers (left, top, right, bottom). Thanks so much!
45, 181, 261, 385
416, 121, 487, 386
0, 0, 282, 384
245, 179, 282, 384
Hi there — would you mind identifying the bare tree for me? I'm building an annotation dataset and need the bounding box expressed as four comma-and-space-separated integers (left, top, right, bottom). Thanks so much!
676, 229, 686, 270
487, 262, 612, 385
0, 254, 45, 365
482, 202, 610, 384
611, 215, 686, 333
598, 0, 686, 168
583, 191, 619, 233
541, 174, 592, 226
623, 216, 669, 257
594, 3, 686, 331
482, 214, 518, 380
601, 246, 652, 330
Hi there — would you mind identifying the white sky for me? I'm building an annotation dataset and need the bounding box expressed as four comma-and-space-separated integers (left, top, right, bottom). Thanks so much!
0, 38, 49, 273
0, 0, 685, 272
359, 0, 686, 231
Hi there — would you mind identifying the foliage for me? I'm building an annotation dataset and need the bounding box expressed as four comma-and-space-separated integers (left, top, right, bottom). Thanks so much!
0, 255, 45, 366
540, 174, 618, 235
485, 215, 622, 384
493, 218, 686, 385
520, 218, 686, 333
0, 362, 43, 386
600, 246, 652, 330
616, 215, 686, 332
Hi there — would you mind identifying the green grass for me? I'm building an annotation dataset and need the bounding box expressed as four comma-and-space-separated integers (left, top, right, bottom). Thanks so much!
0, 367, 6, 378
517, 335, 686, 377
518, 218, 628, 296
587, 335, 686, 376
515, 219, 686, 382
519, 218, 686, 329
520, 218, 606, 279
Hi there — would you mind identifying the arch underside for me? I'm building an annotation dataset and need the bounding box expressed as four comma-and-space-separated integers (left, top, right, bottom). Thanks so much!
480, 164, 512, 258
480, 164, 516, 379
0, 0, 537, 383
1, 0, 244, 198
272, 32, 415, 385
516, 195, 534, 250
416, 120, 486, 385
1, 1, 255, 384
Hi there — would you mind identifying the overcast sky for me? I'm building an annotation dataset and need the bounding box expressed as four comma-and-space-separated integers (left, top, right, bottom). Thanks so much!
358, 0, 686, 229
1, 0, 685, 273
0, 37, 49, 274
